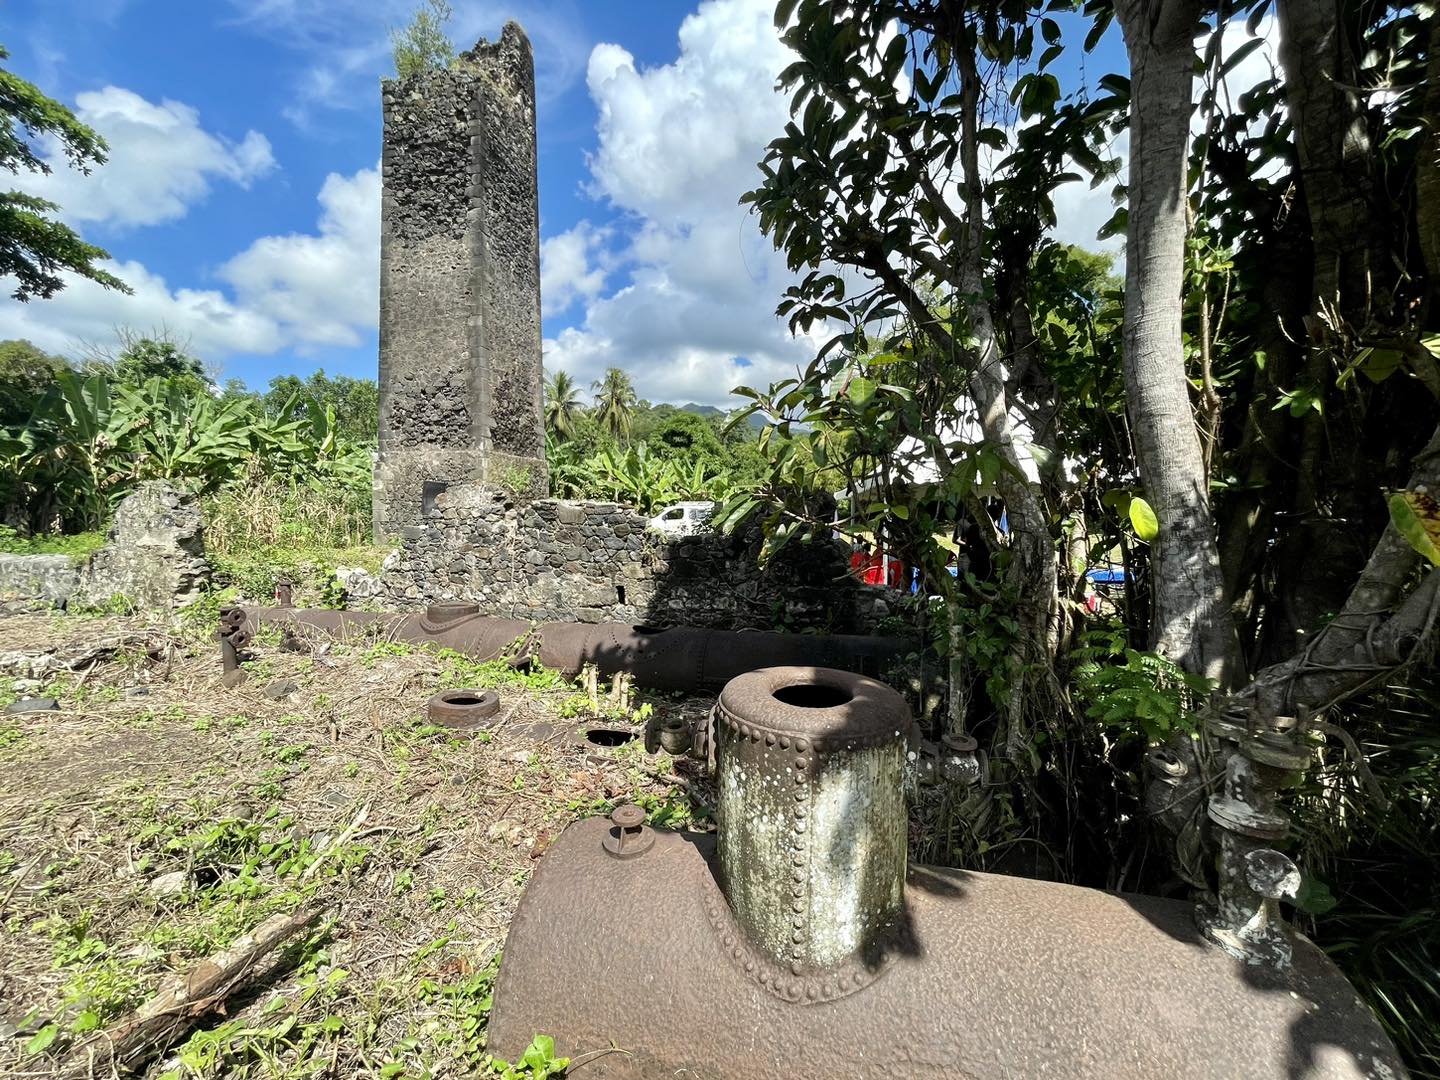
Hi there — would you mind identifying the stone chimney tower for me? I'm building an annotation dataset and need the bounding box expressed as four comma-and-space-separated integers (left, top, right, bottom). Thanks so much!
374, 21, 547, 540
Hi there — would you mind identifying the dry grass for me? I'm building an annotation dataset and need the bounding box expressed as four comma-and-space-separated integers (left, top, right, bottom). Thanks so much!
0, 612, 712, 1078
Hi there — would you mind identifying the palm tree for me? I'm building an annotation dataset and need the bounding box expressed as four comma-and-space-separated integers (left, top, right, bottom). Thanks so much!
544, 369, 584, 440
591, 367, 636, 443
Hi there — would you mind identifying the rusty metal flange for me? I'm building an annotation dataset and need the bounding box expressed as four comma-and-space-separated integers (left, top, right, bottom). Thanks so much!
419, 602, 483, 633
712, 693, 900, 754
427, 688, 501, 729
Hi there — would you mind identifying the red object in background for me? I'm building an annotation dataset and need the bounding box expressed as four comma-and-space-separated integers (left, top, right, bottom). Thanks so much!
850, 550, 905, 588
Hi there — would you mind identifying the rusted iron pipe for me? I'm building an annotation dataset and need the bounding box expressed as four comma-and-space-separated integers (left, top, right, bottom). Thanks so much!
240, 606, 534, 665
238, 606, 911, 694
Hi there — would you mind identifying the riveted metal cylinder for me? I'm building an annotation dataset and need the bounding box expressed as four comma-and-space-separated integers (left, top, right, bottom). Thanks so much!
714, 666, 909, 977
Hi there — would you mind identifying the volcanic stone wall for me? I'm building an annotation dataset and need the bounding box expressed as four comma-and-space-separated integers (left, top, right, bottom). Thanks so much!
0, 483, 210, 614
380, 484, 896, 633
374, 22, 546, 540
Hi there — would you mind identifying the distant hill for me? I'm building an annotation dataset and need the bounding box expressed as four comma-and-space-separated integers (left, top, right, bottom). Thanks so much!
677, 402, 768, 431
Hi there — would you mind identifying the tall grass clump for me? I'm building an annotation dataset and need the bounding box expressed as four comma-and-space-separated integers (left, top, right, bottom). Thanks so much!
204, 463, 372, 555
1289, 677, 1440, 1077
203, 460, 388, 603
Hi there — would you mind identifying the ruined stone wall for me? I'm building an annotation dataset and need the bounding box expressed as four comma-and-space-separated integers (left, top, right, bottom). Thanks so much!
380, 485, 897, 633
374, 22, 546, 539
0, 483, 210, 614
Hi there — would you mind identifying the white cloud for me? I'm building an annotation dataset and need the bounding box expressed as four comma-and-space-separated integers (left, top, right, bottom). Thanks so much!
0, 259, 283, 359
15, 87, 274, 229
540, 221, 611, 315
218, 167, 380, 348
226, 0, 591, 127
0, 165, 378, 361
1050, 130, 1129, 256
545, 0, 816, 407
1048, 14, 1281, 257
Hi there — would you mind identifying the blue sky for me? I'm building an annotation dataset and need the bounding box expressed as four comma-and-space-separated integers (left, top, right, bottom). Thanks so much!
0, 0, 1148, 406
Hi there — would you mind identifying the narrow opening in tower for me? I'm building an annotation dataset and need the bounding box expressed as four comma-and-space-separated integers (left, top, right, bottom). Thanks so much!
422, 480, 449, 516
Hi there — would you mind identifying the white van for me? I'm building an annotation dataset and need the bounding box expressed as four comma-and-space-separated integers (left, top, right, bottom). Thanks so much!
647, 501, 716, 537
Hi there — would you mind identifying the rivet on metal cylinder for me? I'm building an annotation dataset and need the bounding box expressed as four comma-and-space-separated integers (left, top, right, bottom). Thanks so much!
713, 666, 909, 975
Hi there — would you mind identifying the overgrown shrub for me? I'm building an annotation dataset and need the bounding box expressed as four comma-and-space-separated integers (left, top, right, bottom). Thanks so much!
203, 465, 387, 604
1, 370, 371, 536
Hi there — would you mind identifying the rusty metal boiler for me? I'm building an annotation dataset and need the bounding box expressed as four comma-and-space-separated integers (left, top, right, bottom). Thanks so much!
488, 666, 1405, 1079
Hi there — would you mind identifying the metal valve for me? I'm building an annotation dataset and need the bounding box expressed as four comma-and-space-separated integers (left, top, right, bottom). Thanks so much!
602, 803, 654, 860
644, 712, 694, 756
1245, 848, 1301, 902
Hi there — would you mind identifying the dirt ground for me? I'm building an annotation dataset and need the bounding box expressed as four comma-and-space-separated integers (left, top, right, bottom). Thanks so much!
0, 610, 713, 1078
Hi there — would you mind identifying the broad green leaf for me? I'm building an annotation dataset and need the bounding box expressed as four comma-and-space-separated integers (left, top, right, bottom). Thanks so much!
848, 376, 877, 406
1387, 490, 1440, 567
1101, 489, 1133, 516
26, 1024, 59, 1055
1129, 497, 1159, 542
1293, 875, 1338, 915
1362, 348, 1405, 383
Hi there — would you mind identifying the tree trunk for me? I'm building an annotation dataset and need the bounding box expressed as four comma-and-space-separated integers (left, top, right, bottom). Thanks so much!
1115, 0, 1239, 685
1265, 0, 1391, 662
1417, 11, 1440, 318
1277, 0, 1383, 322
1226, 426, 1440, 718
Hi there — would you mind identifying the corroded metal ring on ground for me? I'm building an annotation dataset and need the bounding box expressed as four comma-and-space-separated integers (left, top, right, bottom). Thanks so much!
427, 688, 501, 728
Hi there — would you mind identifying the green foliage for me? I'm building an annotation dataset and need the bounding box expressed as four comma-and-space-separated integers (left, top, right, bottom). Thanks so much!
941, 580, 1020, 710
83, 330, 212, 399
543, 369, 584, 442
435, 647, 571, 694
1127, 497, 1159, 543
1287, 679, 1440, 1074
489, 1034, 568, 1079
591, 367, 637, 443
0, 45, 129, 301
1388, 489, 1440, 567
161, 967, 351, 1078
1071, 635, 1212, 742
0, 524, 103, 559
391, 0, 455, 78
547, 435, 735, 513
0, 338, 68, 424
262, 369, 378, 447
3, 361, 374, 537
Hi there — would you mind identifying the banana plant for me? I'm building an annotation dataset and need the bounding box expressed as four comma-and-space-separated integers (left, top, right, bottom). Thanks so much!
34, 372, 143, 527
116, 378, 254, 492
582, 443, 684, 514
